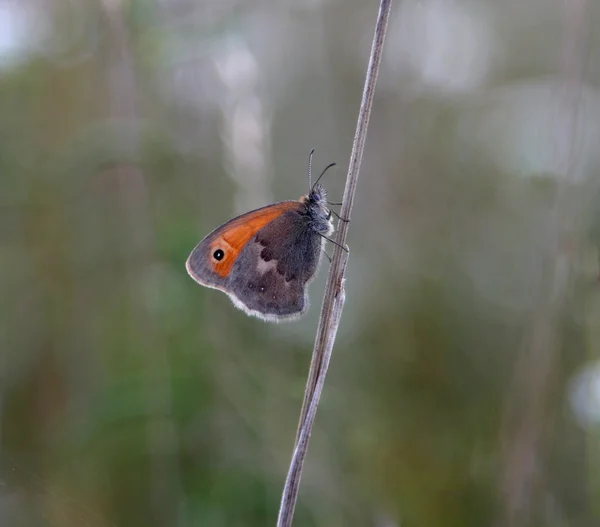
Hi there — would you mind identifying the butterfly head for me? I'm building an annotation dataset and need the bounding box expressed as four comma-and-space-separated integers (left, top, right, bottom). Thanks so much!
300, 183, 333, 235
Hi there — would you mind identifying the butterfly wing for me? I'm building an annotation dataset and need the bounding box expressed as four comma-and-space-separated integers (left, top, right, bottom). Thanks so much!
186, 200, 324, 322
228, 207, 324, 321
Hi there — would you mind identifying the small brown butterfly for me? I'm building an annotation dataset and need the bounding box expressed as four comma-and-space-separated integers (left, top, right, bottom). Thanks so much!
186, 152, 338, 322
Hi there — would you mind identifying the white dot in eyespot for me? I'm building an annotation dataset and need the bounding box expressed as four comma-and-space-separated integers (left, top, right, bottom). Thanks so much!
260, 286, 265, 292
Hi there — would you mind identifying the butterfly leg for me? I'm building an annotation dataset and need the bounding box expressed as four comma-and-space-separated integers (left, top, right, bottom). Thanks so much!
318, 233, 349, 253
328, 208, 350, 223
321, 247, 332, 263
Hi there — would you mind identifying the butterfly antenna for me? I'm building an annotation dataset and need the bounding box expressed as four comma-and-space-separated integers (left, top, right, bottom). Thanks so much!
312, 162, 337, 190
307, 148, 315, 192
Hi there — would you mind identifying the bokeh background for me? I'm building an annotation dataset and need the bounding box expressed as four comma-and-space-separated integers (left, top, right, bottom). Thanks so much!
2, 0, 600, 526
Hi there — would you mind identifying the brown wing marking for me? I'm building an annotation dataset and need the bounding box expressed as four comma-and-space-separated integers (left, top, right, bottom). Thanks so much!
207, 201, 302, 278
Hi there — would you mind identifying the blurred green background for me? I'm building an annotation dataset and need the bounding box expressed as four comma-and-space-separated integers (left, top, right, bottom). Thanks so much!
2, 0, 600, 526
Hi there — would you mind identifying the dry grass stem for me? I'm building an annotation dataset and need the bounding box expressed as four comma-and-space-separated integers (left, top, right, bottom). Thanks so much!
276, 1, 393, 525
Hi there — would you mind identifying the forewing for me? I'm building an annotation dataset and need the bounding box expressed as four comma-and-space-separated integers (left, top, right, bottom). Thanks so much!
186, 201, 302, 292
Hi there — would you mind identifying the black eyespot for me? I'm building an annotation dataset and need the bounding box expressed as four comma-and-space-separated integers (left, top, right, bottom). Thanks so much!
213, 249, 225, 261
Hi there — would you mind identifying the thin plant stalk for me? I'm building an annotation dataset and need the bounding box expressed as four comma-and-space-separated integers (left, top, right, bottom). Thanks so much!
276, 1, 393, 525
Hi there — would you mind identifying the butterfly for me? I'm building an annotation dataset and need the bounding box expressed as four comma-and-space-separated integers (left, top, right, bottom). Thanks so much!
186, 151, 340, 322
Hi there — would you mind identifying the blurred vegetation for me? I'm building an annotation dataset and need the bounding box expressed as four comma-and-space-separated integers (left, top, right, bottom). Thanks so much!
1, 1, 600, 526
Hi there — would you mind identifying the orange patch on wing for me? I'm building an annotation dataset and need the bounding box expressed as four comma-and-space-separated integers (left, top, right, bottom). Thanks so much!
210, 201, 301, 278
